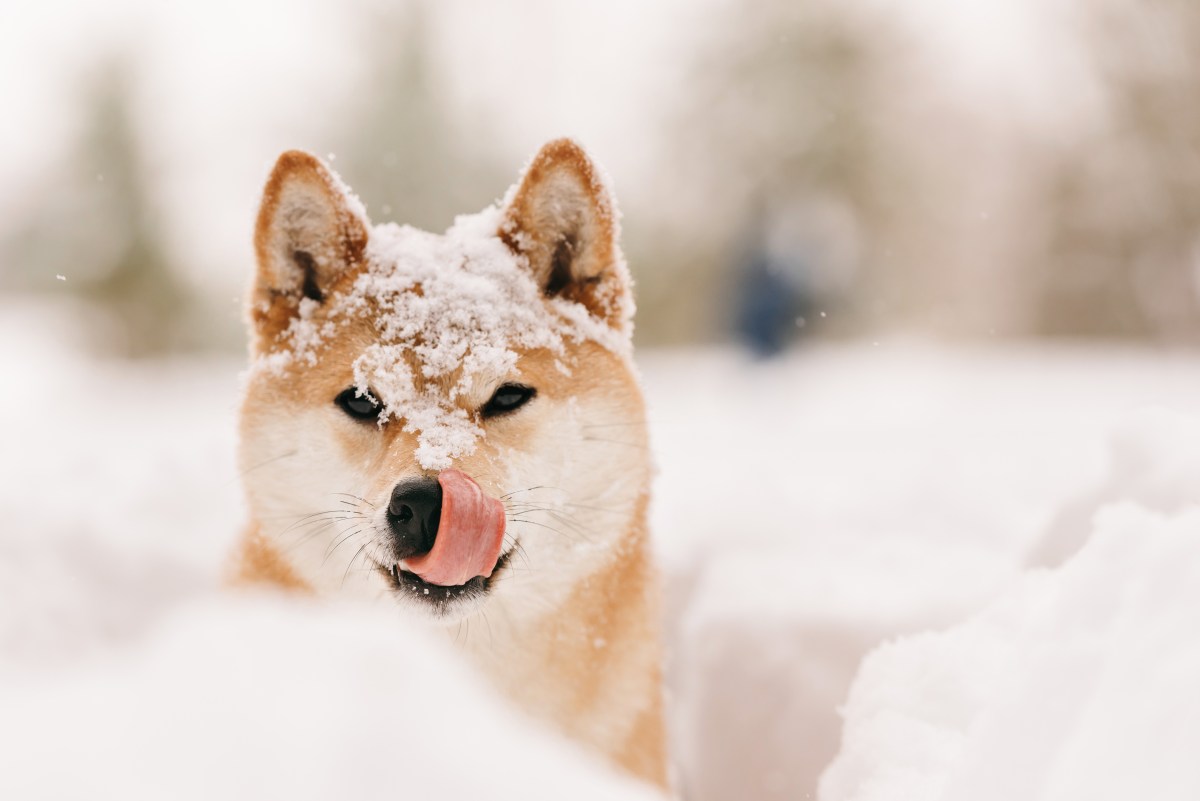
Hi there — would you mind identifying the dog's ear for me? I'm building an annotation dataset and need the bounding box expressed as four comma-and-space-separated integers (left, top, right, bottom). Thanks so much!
250, 150, 369, 348
499, 139, 632, 328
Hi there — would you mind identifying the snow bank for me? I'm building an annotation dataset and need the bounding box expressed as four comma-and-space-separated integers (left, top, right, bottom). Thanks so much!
820, 503, 1200, 801
0, 593, 663, 801
667, 538, 1011, 801
1029, 406, 1200, 567
647, 344, 1200, 801
0, 307, 240, 668
647, 346, 1200, 801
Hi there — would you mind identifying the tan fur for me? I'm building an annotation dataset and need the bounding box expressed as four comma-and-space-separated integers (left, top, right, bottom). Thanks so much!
500, 139, 630, 326
480, 497, 668, 786
230, 140, 668, 791
227, 524, 313, 593
250, 150, 369, 349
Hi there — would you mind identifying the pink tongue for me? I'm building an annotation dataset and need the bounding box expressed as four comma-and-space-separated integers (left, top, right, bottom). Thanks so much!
404, 469, 506, 587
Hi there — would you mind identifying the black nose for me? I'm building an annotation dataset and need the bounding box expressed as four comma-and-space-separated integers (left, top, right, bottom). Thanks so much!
387, 477, 442, 560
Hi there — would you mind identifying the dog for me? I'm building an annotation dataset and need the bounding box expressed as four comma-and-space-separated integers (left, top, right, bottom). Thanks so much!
229, 139, 667, 788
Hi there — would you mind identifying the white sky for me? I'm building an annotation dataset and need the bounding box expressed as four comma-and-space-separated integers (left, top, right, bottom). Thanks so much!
0, 0, 1088, 293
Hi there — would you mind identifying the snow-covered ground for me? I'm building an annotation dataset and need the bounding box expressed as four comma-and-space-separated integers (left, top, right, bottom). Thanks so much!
3, 302, 1199, 799
645, 345, 1200, 801
822, 501, 1200, 801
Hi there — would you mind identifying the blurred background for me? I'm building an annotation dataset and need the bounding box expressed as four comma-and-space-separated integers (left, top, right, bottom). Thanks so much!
6, 0, 1200, 355
5, 1, 1200, 800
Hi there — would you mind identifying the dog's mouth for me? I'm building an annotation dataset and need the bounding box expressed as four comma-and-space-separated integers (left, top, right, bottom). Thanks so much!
376, 547, 513, 610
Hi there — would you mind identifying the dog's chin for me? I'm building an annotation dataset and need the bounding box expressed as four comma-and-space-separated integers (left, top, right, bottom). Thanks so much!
376, 549, 513, 622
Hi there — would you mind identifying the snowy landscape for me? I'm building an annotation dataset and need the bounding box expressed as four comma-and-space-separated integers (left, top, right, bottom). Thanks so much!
3, 304, 1199, 799
5, 0, 1200, 797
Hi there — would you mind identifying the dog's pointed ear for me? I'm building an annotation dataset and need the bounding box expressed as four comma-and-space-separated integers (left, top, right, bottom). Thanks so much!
250, 150, 369, 348
499, 139, 632, 329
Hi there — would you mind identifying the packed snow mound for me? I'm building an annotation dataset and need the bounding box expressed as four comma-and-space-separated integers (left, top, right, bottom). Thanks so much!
668, 538, 1013, 801
820, 503, 1200, 801
0, 594, 663, 801
1030, 406, 1200, 566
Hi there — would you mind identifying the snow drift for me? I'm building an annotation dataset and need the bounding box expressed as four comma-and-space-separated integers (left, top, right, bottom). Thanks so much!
648, 346, 1200, 801
821, 506, 1200, 801
1029, 407, 1200, 567
0, 594, 662, 801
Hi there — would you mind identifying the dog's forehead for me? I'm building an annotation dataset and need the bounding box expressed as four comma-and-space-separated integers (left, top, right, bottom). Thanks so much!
333, 208, 563, 470
256, 205, 626, 471
356, 212, 545, 349
346, 210, 562, 390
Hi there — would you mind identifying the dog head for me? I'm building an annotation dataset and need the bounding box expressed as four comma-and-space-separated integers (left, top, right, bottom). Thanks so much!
238, 140, 650, 623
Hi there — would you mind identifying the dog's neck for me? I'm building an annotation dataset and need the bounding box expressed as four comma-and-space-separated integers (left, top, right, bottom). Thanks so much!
227, 499, 667, 789
460, 496, 667, 787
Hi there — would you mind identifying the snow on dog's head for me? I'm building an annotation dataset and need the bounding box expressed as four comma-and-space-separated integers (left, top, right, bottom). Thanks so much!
237, 140, 650, 622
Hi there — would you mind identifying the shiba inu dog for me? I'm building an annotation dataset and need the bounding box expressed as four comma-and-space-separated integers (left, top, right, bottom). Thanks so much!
230, 140, 667, 787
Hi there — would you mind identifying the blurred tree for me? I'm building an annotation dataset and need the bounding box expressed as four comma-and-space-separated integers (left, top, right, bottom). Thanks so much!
1033, 0, 1200, 341
336, 2, 508, 234
2, 57, 192, 357
629, 1, 910, 345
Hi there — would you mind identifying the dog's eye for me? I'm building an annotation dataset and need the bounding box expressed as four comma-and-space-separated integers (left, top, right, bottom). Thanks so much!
482, 384, 536, 418
335, 388, 382, 421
